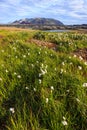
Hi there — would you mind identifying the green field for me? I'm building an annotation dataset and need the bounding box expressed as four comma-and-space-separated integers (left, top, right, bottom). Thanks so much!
0, 28, 87, 130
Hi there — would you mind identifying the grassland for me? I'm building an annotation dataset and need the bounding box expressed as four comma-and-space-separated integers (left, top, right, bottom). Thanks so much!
0, 27, 87, 130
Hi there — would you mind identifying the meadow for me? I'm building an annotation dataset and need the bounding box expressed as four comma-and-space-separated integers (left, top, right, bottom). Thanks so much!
0, 27, 87, 130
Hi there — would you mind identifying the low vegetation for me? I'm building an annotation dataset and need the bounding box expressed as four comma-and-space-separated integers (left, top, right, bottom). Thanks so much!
0, 28, 87, 130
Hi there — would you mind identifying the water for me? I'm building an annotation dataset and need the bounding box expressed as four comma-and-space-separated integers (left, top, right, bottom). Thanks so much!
44, 29, 69, 32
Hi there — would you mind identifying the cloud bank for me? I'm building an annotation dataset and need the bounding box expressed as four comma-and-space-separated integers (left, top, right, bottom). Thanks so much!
0, 0, 87, 24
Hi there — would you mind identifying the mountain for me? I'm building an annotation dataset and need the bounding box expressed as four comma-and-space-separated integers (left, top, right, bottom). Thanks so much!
11, 18, 64, 26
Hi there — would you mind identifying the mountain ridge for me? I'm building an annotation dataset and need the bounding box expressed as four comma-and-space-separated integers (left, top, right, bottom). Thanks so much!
11, 18, 64, 26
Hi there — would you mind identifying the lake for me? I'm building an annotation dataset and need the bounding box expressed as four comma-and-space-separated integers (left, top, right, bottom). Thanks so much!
44, 29, 69, 32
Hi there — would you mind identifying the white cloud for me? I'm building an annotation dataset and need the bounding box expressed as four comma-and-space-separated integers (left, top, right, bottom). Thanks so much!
0, 0, 87, 24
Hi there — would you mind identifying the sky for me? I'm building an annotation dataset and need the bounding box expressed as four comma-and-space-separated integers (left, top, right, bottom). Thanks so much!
0, 0, 87, 25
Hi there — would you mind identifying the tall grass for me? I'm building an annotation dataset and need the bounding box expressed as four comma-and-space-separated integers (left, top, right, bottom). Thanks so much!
0, 29, 87, 130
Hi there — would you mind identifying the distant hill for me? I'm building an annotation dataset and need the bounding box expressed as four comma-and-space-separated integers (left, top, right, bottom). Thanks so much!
11, 18, 64, 26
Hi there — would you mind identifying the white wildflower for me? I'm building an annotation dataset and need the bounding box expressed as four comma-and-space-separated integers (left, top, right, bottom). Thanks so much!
1, 50, 4, 53
60, 69, 63, 74
74, 54, 77, 58
64, 70, 66, 73
31, 64, 34, 67
70, 62, 72, 65
9, 108, 15, 114
38, 51, 40, 54
41, 63, 44, 68
39, 79, 42, 84
17, 75, 21, 79
1, 64, 4, 67
46, 98, 49, 103
33, 88, 36, 92
36, 61, 39, 63
83, 83, 87, 88
25, 87, 29, 90
14, 72, 17, 75
78, 66, 82, 70
62, 62, 65, 66
28, 53, 30, 55
45, 51, 47, 54
62, 120, 68, 126
51, 86, 54, 91
23, 55, 26, 58
63, 116, 66, 120
15, 56, 18, 58
79, 56, 83, 60
55, 68, 57, 71
84, 62, 87, 65
0, 78, 2, 81
6, 69, 8, 73
76, 98, 80, 103
66, 90, 70, 93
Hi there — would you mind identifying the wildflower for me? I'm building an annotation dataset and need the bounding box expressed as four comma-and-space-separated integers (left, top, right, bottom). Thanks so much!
36, 61, 39, 63
76, 98, 80, 103
15, 56, 18, 58
55, 68, 57, 71
31, 64, 34, 67
14, 72, 17, 75
83, 83, 87, 88
23, 55, 26, 58
1, 64, 4, 67
62, 120, 68, 126
64, 70, 66, 73
6, 69, 8, 73
17, 75, 21, 79
45, 65, 48, 69
38, 51, 40, 54
9, 108, 15, 114
62, 62, 65, 66
41, 63, 44, 68
66, 90, 70, 93
63, 116, 66, 120
70, 62, 72, 65
74, 54, 77, 58
0, 78, 2, 81
39, 73, 42, 77
39, 79, 42, 84
78, 66, 82, 70
51, 86, 54, 91
46, 98, 49, 103
79, 56, 83, 60
45, 51, 47, 54
25, 87, 29, 90
28, 53, 30, 55
33, 88, 36, 92
60, 69, 63, 73
1, 50, 4, 53
60, 43, 62, 46
84, 62, 87, 65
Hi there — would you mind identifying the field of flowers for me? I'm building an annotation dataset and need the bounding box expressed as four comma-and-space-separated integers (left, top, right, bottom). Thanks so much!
0, 28, 87, 130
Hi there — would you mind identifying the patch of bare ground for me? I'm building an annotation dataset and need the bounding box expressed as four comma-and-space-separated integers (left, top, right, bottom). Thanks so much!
29, 39, 57, 50
74, 48, 87, 61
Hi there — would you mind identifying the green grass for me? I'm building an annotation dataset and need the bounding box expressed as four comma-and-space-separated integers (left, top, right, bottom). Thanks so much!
0, 29, 87, 130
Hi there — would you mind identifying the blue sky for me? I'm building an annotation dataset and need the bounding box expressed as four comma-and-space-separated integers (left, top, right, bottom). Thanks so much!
0, 0, 87, 25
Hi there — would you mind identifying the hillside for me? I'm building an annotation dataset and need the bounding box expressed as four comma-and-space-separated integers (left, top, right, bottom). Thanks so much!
11, 18, 64, 26
0, 28, 87, 130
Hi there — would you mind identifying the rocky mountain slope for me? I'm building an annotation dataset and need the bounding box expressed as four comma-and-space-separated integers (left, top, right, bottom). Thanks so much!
12, 18, 64, 26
